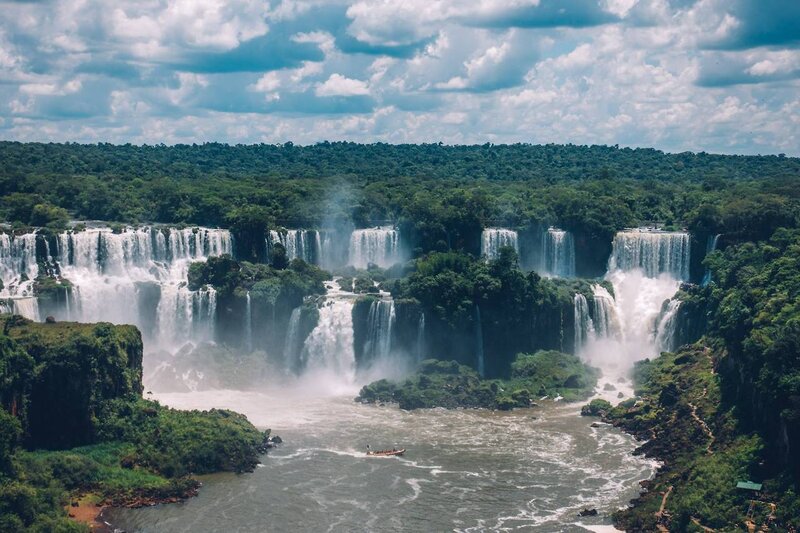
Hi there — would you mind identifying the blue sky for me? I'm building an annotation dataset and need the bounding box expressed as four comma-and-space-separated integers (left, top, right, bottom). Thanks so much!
0, 0, 798, 154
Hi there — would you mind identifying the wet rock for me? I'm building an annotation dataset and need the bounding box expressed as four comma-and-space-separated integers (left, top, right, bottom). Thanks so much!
603, 383, 616, 391
590, 422, 601, 428
617, 376, 627, 383
579, 508, 598, 517
270, 435, 283, 444
45, 316, 56, 323
617, 392, 624, 399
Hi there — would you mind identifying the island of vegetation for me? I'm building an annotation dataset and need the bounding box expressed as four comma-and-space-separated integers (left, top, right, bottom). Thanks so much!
0, 315, 272, 532
357, 352, 597, 410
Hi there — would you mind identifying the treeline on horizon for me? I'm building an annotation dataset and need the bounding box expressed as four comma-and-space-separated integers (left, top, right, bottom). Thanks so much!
2, 141, 799, 274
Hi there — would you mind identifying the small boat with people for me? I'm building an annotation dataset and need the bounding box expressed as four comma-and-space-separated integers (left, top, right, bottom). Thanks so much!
366, 445, 405, 457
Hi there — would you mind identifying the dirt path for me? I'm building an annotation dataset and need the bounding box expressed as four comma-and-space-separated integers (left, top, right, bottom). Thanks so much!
688, 392, 715, 454
655, 485, 673, 531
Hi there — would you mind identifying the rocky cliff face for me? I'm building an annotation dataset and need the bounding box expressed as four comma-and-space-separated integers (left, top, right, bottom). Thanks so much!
1, 315, 143, 449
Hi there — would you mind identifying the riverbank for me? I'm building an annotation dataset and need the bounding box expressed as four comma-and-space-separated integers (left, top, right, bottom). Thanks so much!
584, 343, 797, 531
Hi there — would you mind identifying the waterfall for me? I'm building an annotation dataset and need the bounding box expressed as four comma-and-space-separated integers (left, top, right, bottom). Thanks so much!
591, 285, 622, 340
7, 297, 40, 321
41, 226, 232, 350
0, 232, 39, 298
542, 228, 575, 278
608, 229, 690, 280
302, 295, 356, 383
416, 313, 426, 363
364, 299, 395, 361
348, 227, 401, 269
244, 291, 253, 352
268, 229, 321, 264
654, 299, 682, 353
701, 234, 721, 286
475, 306, 485, 377
573, 293, 593, 353
481, 228, 518, 260
283, 307, 303, 371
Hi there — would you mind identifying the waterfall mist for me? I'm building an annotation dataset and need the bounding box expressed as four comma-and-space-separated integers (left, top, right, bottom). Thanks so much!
578, 229, 688, 387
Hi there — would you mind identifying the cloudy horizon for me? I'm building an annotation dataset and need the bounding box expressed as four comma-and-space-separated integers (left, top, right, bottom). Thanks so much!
0, 0, 798, 155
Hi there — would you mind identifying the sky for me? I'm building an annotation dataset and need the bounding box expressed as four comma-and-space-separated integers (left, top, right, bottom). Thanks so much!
0, 0, 798, 154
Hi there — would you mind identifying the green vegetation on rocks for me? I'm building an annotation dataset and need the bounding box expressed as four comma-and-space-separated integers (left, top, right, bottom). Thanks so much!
0, 316, 271, 531
357, 351, 597, 411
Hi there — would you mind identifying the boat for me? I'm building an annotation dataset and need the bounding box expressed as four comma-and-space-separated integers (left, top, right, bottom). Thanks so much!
366, 448, 405, 457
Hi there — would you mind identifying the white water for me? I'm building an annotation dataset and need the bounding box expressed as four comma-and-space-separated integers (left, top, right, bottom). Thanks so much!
349, 227, 401, 269
283, 307, 303, 371
578, 230, 688, 389
654, 299, 682, 353
0, 232, 39, 299
301, 281, 357, 387
268, 229, 321, 264
542, 228, 576, 278
364, 298, 395, 362
608, 229, 690, 280
481, 228, 518, 260
573, 293, 592, 352
53, 227, 231, 349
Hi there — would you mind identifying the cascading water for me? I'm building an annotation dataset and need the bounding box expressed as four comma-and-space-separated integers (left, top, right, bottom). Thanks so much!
701, 234, 721, 286
578, 229, 689, 391
0, 233, 39, 319
654, 299, 682, 353
348, 227, 401, 269
573, 293, 593, 352
475, 306, 485, 377
268, 230, 322, 264
481, 228, 518, 260
50, 227, 231, 349
283, 307, 303, 372
301, 281, 357, 385
363, 299, 395, 361
608, 229, 690, 280
590, 285, 622, 340
542, 228, 575, 278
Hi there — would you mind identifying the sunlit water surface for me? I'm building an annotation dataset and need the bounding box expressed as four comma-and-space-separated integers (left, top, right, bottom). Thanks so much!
106, 384, 655, 532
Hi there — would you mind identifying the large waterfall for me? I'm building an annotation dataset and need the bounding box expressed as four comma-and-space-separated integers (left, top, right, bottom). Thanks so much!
363, 299, 395, 361
268, 229, 322, 264
0, 227, 232, 350
481, 228, 518, 260
576, 229, 689, 385
348, 227, 401, 269
0, 233, 40, 319
301, 281, 356, 384
608, 229, 690, 280
542, 228, 575, 278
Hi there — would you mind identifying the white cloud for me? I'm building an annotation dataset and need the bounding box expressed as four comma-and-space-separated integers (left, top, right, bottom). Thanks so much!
315, 73, 370, 97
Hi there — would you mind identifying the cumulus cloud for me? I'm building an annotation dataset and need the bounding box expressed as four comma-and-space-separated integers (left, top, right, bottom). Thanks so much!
0, 0, 798, 154
316, 73, 370, 96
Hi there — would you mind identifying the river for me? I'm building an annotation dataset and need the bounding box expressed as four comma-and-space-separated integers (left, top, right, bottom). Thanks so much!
105, 384, 656, 532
